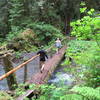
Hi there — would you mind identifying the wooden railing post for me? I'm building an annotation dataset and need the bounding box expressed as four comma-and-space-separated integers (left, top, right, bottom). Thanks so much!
3, 54, 18, 90
0, 54, 40, 81
24, 60, 28, 83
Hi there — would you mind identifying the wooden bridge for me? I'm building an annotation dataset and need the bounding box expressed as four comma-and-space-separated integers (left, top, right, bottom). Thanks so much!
0, 41, 67, 99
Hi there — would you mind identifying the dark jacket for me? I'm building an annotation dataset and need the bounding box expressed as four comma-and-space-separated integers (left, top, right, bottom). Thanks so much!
37, 50, 48, 61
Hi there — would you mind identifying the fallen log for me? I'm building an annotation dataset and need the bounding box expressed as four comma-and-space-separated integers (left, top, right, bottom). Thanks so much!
16, 46, 67, 100
27, 46, 67, 84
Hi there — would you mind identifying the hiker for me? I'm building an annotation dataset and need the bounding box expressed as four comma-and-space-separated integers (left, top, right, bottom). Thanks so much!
37, 50, 48, 73
55, 38, 62, 54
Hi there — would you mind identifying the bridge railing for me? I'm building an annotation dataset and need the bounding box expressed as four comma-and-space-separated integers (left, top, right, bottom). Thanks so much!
0, 44, 54, 90
0, 38, 67, 90
0, 53, 40, 90
0, 54, 40, 80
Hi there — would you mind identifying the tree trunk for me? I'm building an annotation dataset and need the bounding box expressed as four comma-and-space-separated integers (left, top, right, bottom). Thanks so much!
24, 64, 27, 83
23, 0, 30, 16
65, 12, 71, 35
0, 0, 11, 37
3, 54, 18, 90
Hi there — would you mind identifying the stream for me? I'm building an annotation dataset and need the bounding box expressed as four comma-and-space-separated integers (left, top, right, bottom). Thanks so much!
48, 65, 75, 87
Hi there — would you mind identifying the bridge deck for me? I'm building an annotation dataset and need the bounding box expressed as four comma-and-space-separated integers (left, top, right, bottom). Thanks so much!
27, 46, 67, 84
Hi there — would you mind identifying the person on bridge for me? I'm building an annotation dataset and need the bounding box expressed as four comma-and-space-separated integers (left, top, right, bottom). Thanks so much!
37, 50, 48, 73
55, 38, 62, 54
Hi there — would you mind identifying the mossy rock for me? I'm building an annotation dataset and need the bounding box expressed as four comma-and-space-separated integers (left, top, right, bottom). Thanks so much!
0, 91, 14, 100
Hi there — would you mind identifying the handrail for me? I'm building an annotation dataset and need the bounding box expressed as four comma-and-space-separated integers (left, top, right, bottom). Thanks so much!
0, 54, 40, 81
0, 43, 55, 81
0, 38, 67, 81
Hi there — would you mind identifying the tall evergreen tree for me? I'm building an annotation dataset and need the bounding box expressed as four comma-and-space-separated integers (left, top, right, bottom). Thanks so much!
0, 0, 10, 37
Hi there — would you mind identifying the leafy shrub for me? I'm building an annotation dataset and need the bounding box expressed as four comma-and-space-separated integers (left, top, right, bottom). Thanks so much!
60, 94, 83, 100
6, 26, 23, 41
14, 84, 100, 100
71, 16, 100, 40
0, 91, 14, 100
64, 40, 100, 87
71, 86, 100, 100
60, 86, 100, 100
27, 23, 63, 44
71, 8, 100, 41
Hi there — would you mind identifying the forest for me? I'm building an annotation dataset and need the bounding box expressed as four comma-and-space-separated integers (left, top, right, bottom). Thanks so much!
0, 0, 100, 100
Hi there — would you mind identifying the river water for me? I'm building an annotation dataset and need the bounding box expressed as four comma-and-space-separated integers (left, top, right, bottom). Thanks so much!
48, 65, 75, 87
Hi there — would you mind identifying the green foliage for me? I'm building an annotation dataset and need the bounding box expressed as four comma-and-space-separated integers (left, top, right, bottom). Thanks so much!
37, 84, 68, 100
67, 40, 99, 65
60, 94, 83, 100
80, 2, 86, 6
66, 40, 94, 60
9, 0, 26, 27
0, 0, 100, 38
15, 51, 22, 58
80, 7, 87, 13
65, 40, 100, 87
28, 84, 100, 100
6, 26, 23, 41
62, 59, 71, 66
71, 86, 100, 100
71, 9, 100, 41
59, 86, 100, 100
14, 83, 26, 97
0, 91, 14, 100
14, 83, 100, 100
8, 0, 61, 29
4, 23, 62, 52
27, 23, 63, 44
71, 16, 99, 40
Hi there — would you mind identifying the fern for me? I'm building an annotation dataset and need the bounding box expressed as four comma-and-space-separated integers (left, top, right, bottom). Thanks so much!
71, 86, 100, 100
60, 94, 84, 100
